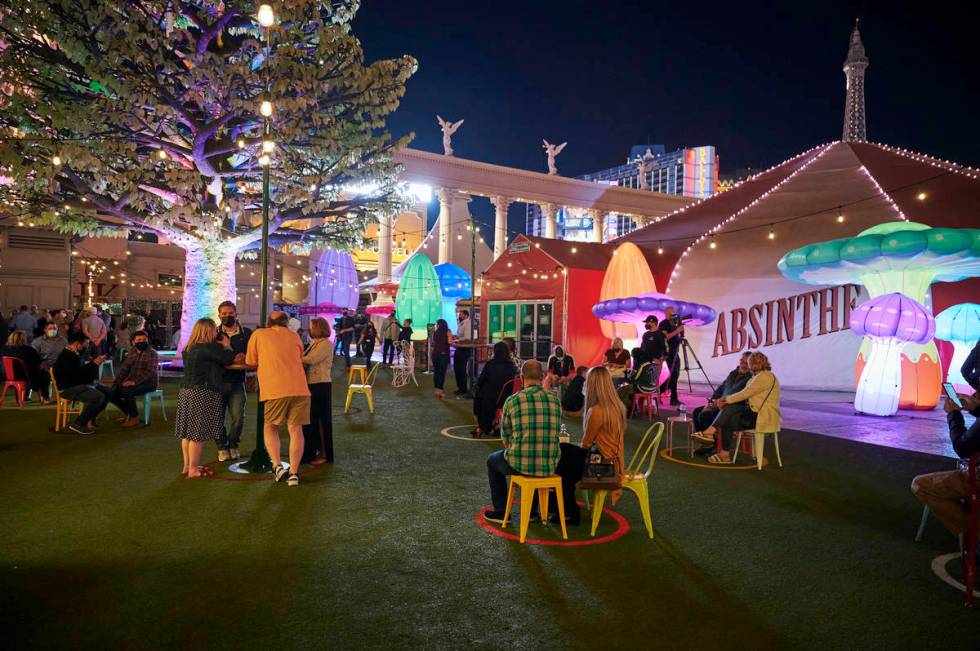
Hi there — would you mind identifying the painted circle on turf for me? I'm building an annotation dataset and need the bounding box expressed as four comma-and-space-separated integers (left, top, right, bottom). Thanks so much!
659, 446, 768, 470
476, 503, 630, 546
201, 458, 324, 482
440, 424, 501, 442
336, 406, 363, 415
931, 552, 980, 598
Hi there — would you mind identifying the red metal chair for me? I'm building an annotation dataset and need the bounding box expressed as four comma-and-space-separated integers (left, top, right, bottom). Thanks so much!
964, 452, 980, 605
628, 361, 662, 420
1, 356, 30, 408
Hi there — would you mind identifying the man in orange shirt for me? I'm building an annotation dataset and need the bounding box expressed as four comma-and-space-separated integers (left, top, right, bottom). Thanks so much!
245, 311, 310, 486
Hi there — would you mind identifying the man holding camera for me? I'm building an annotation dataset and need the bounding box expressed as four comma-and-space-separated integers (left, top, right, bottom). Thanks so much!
658, 307, 685, 406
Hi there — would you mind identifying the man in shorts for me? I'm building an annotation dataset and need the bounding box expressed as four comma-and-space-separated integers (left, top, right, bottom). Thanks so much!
245, 311, 310, 486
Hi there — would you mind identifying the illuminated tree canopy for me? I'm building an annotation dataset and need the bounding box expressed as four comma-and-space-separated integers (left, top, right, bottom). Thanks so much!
0, 0, 416, 341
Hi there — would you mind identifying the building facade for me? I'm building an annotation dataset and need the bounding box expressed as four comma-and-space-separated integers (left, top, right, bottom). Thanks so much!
525, 144, 719, 240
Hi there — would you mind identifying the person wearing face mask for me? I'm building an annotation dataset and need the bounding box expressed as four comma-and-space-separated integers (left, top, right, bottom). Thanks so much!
32, 322, 68, 370
108, 331, 159, 427
215, 300, 252, 461
453, 309, 473, 397
52, 332, 110, 435
544, 345, 575, 392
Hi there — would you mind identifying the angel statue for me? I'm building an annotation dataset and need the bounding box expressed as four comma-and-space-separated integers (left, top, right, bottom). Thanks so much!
542, 140, 567, 175
437, 115, 464, 156
637, 151, 655, 190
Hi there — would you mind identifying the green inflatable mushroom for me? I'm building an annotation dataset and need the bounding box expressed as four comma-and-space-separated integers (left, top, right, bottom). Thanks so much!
778, 221, 980, 410
395, 254, 443, 341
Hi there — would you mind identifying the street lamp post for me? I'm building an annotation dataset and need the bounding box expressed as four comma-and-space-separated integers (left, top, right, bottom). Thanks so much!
241, 5, 276, 473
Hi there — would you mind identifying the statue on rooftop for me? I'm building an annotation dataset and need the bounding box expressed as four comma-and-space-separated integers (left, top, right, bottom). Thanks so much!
437, 115, 464, 156
543, 139, 567, 175
637, 150, 655, 190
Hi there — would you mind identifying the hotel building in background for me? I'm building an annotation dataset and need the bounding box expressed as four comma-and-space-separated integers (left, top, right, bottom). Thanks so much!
525, 144, 719, 241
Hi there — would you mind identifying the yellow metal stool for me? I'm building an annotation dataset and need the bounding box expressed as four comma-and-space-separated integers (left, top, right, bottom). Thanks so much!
502, 475, 568, 543
347, 364, 367, 384
344, 364, 380, 414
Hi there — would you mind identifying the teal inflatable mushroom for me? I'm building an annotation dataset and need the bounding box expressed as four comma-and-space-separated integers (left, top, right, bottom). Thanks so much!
778, 221, 980, 410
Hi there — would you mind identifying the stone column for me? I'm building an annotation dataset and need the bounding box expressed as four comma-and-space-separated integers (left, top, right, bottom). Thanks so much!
589, 209, 604, 243
436, 188, 452, 264
377, 211, 393, 283
490, 196, 512, 260
541, 202, 557, 239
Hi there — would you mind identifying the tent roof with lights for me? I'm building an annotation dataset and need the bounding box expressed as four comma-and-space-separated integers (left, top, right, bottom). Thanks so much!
617, 139, 980, 391
620, 141, 980, 294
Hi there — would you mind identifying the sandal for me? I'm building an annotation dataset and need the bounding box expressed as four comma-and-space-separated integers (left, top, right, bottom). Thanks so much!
707, 453, 732, 464
692, 431, 716, 444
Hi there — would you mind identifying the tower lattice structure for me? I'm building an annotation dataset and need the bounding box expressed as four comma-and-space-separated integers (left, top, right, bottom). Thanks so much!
842, 22, 869, 142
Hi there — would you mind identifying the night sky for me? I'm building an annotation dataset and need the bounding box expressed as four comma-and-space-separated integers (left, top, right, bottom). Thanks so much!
354, 0, 979, 231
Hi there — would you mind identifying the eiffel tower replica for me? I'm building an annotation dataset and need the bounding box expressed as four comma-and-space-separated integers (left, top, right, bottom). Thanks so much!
842, 20, 869, 142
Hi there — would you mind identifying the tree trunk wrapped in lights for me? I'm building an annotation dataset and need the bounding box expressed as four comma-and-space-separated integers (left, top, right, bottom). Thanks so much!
0, 1, 416, 351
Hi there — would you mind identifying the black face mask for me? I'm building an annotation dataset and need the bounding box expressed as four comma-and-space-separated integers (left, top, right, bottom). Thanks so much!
222, 316, 236, 327
135, 341, 150, 351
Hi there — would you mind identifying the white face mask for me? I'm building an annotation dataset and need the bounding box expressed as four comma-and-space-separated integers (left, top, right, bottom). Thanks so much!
46, 330, 59, 338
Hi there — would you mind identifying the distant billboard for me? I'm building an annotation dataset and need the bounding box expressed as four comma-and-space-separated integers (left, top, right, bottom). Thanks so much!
683, 146, 718, 198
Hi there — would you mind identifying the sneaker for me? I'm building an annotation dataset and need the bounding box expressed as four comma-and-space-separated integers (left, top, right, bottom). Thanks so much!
483, 510, 510, 525
229, 448, 240, 460
217, 450, 230, 462
69, 423, 95, 435
273, 465, 289, 482
454, 393, 468, 400
287, 474, 300, 487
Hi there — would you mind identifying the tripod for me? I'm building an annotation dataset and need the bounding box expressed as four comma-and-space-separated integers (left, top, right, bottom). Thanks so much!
678, 335, 714, 393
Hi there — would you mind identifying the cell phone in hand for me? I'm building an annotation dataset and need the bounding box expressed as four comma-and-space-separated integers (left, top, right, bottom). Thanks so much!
943, 383, 963, 408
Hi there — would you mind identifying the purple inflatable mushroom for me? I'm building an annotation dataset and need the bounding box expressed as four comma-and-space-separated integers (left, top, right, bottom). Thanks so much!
849, 292, 935, 416
592, 291, 717, 330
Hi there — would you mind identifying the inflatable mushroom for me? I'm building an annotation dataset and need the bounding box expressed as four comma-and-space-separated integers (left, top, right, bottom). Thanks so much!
935, 303, 980, 390
778, 221, 980, 409
434, 262, 472, 332
850, 293, 935, 416
597, 242, 658, 344
395, 254, 442, 341
310, 248, 358, 309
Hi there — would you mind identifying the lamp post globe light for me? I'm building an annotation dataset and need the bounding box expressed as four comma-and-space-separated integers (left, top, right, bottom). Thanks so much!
242, 3, 276, 473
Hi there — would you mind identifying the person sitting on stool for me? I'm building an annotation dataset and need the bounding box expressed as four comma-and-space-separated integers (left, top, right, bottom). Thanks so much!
911, 391, 980, 543
53, 331, 111, 435
108, 330, 159, 428
691, 352, 752, 456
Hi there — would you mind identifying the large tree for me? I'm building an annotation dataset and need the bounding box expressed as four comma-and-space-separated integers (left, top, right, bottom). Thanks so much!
0, 0, 415, 346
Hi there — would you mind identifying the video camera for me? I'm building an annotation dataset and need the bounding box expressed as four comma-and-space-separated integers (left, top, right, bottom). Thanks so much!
669, 313, 694, 326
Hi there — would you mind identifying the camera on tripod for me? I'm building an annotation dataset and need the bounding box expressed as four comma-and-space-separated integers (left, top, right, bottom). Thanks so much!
670, 313, 693, 326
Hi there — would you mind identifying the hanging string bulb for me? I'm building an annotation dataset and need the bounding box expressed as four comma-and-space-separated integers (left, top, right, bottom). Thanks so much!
657, 241, 664, 254
768, 225, 775, 240
709, 234, 717, 249
837, 206, 845, 223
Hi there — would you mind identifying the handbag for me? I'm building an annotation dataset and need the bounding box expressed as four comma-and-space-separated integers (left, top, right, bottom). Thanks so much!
580, 444, 622, 490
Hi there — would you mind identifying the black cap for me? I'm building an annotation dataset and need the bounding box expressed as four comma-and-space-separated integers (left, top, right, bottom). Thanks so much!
644, 315, 658, 323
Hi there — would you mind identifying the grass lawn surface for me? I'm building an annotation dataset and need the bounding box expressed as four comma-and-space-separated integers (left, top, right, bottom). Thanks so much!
1, 368, 978, 649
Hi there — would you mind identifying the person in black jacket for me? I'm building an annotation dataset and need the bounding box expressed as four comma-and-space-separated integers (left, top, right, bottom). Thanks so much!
472, 341, 517, 437
215, 301, 252, 462
690, 352, 752, 454
53, 332, 110, 435
962, 340, 980, 392
561, 366, 588, 414
3, 330, 50, 403
911, 390, 980, 536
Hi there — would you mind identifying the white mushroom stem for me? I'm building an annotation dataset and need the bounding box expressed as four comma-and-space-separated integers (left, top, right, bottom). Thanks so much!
854, 336, 908, 416
946, 340, 976, 387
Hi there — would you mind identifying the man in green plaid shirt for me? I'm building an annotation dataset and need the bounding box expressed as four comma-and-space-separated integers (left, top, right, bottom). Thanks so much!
485, 360, 561, 523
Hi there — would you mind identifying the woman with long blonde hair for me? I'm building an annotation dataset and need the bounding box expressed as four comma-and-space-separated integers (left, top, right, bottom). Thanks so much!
553, 366, 627, 526
174, 318, 239, 478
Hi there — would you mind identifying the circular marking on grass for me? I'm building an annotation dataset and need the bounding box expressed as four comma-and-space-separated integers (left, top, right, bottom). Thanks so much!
202, 459, 324, 482
476, 503, 630, 546
931, 552, 980, 598
440, 424, 501, 442
336, 406, 363, 415
659, 446, 768, 470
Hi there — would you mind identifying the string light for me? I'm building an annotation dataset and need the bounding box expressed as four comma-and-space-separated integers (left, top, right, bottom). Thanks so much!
657, 241, 664, 254
709, 235, 716, 249
158, 150, 167, 159
837, 207, 845, 223
238, 140, 245, 149
768, 225, 775, 240
260, 100, 273, 117
916, 191, 927, 201
262, 140, 275, 153
52, 155, 61, 166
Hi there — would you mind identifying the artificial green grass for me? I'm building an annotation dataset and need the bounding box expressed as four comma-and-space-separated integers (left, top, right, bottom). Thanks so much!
1, 368, 978, 650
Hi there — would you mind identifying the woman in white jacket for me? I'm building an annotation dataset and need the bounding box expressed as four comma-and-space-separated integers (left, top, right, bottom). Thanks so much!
692, 351, 781, 464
